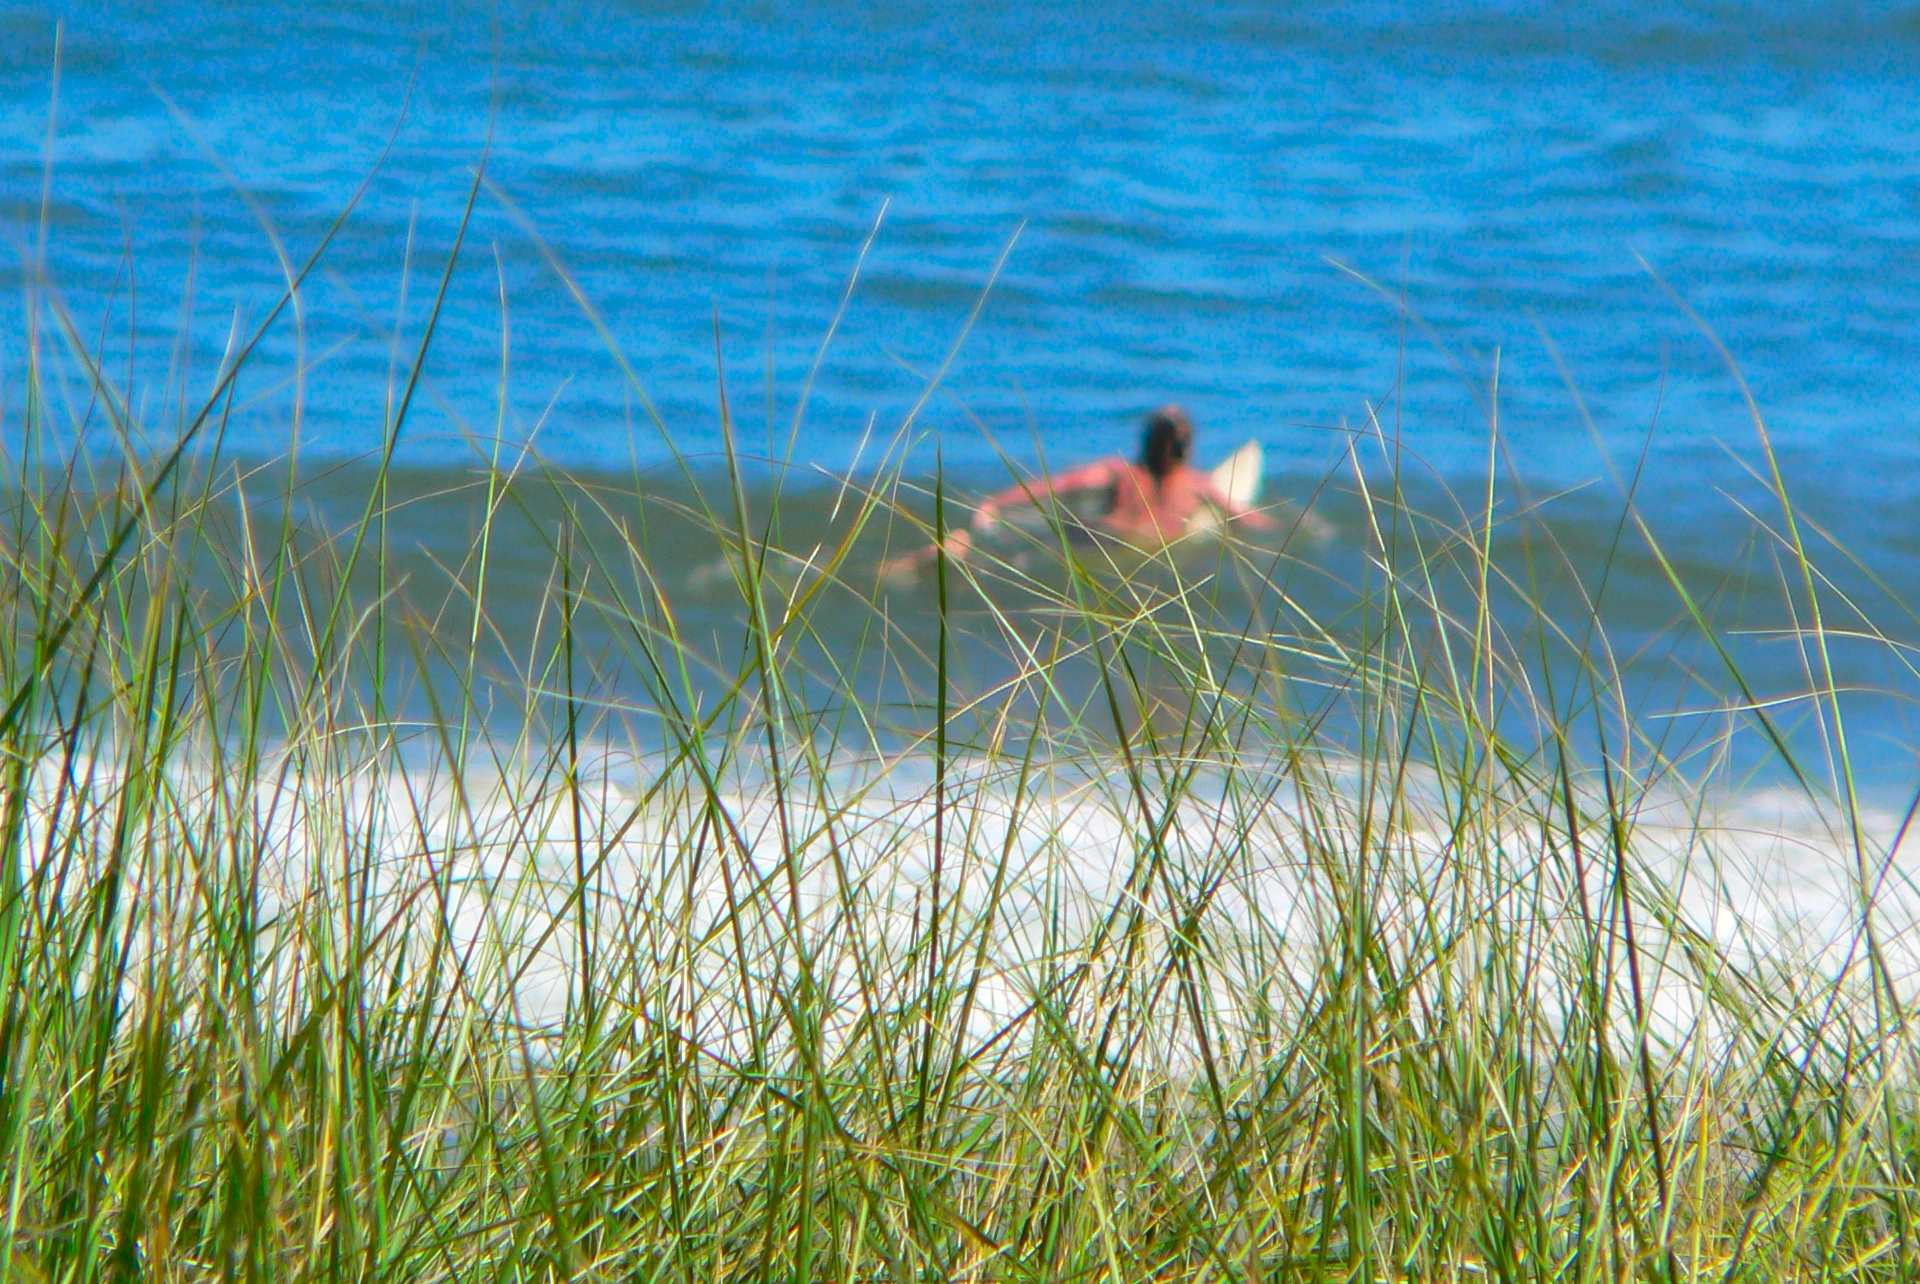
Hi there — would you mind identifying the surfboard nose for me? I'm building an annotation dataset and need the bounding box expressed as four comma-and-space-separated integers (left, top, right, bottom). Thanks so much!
1211, 440, 1265, 509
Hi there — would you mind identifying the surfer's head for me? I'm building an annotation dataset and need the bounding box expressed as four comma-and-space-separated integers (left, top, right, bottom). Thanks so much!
1140, 405, 1194, 479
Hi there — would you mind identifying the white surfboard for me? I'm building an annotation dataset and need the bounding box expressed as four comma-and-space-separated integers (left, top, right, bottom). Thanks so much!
1185, 439, 1263, 534
1211, 439, 1264, 509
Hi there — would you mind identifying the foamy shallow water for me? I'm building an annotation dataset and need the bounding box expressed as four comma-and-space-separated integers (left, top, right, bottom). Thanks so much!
14, 741, 1918, 1073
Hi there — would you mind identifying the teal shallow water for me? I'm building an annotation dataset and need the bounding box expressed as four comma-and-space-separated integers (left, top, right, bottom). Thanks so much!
9, 446, 1907, 798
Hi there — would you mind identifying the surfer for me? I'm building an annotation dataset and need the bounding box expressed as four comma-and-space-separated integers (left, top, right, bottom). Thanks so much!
884, 405, 1275, 573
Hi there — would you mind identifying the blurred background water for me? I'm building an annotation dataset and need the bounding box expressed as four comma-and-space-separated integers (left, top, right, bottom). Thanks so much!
3, 0, 1919, 783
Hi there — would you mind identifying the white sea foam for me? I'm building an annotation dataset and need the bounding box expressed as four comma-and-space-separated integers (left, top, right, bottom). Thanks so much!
12, 740, 1917, 1074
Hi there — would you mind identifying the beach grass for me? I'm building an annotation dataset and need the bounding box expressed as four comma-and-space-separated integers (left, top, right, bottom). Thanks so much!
2, 190, 1919, 1283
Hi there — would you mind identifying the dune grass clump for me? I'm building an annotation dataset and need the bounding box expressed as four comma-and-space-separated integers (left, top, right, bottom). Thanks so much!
2, 183, 1918, 1283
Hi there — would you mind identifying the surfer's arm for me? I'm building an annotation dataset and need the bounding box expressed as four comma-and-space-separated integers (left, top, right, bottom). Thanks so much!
882, 458, 1117, 581
973, 458, 1123, 530
878, 527, 972, 579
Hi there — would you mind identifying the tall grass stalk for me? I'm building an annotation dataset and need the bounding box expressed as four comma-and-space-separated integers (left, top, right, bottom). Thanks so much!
2, 183, 1919, 1282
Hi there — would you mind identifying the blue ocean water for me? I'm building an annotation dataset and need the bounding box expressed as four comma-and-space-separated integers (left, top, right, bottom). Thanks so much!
4, 1, 1920, 776
5, 2, 1919, 480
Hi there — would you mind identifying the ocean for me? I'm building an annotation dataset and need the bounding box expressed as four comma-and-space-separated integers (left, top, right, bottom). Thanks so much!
3, 0, 1919, 788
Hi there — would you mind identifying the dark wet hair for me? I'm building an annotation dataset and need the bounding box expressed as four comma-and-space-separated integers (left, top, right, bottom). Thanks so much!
1140, 405, 1194, 478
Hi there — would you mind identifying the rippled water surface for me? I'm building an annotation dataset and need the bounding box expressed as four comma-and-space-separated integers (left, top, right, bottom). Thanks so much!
4, 1, 1919, 775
